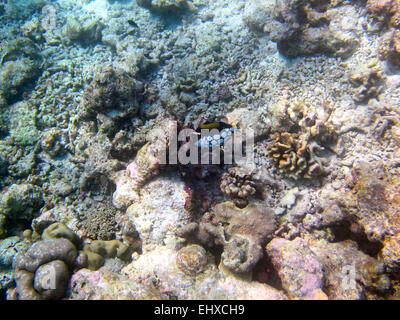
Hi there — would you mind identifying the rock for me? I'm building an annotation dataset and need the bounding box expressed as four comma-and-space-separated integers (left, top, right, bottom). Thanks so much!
8, 101, 40, 146
120, 246, 287, 299
176, 244, 209, 275
0, 37, 42, 106
0, 236, 29, 267
125, 173, 191, 251
226, 108, 270, 141
266, 237, 325, 300
78, 66, 143, 122
0, 236, 29, 290
309, 239, 391, 299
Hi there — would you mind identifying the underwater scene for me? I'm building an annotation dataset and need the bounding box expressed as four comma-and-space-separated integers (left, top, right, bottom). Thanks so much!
0, 0, 400, 300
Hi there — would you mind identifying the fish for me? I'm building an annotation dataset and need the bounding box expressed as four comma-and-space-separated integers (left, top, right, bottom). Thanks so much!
197, 121, 235, 131
127, 20, 139, 28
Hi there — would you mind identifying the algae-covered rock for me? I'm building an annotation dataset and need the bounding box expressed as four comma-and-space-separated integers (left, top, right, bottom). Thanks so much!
79, 66, 143, 122
8, 101, 39, 146
0, 236, 30, 267
0, 184, 44, 233
4, 0, 45, 19
0, 109, 9, 138
0, 37, 42, 106
62, 16, 104, 46
0, 236, 30, 290
244, 0, 359, 57
0, 215, 5, 239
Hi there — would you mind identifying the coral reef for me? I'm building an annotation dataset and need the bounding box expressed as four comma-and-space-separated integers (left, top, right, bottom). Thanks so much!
62, 16, 104, 46
78, 66, 144, 125
267, 237, 391, 299
0, 37, 42, 107
379, 29, 400, 66
176, 244, 210, 275
266, 237, 326, 300
0, 236, 29, 291
339, 160, 400, 270
308, 239, 391, 299
0, 0, 400, 301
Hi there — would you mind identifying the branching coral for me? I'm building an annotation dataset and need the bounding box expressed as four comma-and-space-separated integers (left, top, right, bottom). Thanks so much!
220, 166, 258, 208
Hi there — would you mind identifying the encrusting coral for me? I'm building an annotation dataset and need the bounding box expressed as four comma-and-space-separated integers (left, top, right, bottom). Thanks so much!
177, 201, 276, 275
